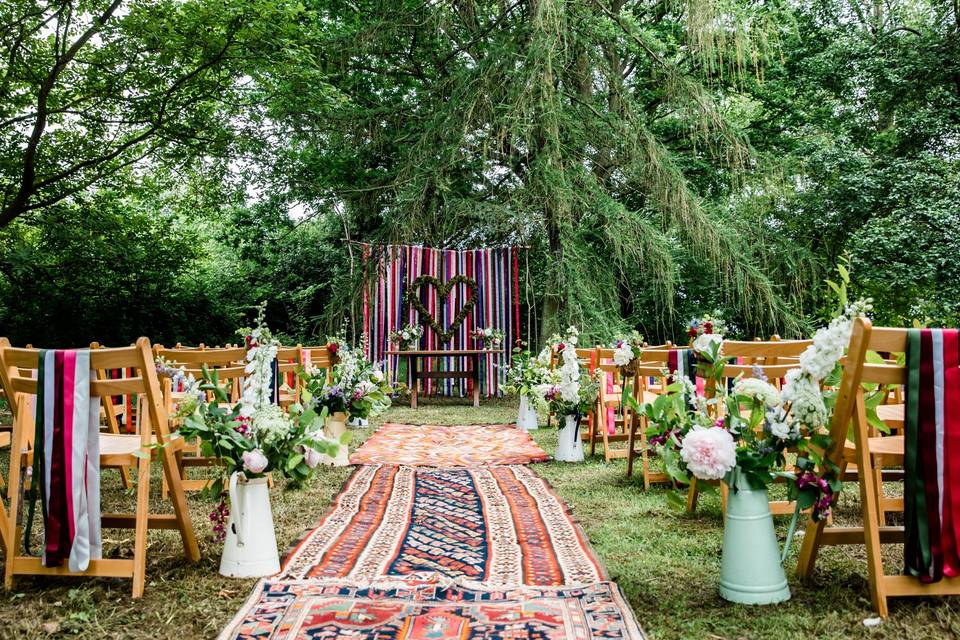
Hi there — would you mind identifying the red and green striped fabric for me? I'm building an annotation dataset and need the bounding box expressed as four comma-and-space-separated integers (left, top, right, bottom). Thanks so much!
904, 329, 960, 581
26, 349, 103, 572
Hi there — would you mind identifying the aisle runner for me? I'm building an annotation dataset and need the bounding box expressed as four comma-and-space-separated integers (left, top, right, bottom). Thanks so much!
278, 464, 604, 586
220, 426, 645, 639
221, 576, 644, 639
349, 423, 550, 466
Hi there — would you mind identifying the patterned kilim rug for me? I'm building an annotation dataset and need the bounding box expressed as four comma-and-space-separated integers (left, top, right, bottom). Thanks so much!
278, 464, 605, 586
218, 576, 646, 640
348, 423, 551, 466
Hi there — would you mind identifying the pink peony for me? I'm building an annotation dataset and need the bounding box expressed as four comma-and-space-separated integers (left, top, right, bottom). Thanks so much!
304, 447, 324, 469
680, 427, 737, 481
242, 448, 269, 474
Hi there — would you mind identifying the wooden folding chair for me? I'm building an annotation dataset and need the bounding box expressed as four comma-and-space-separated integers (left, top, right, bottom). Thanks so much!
0, 337, 200, 597
594, 348, 635, 462
794, 319, 959, 617
624, 348, 688, 490
154, 345, 248, 494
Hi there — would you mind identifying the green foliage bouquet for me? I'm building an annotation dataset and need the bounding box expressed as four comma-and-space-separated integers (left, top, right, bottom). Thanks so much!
640, 300, 873, 520
503, 343, 551, 400
301, 334, 392, 421
175, 369, 341, 494
169, 307, 344, 493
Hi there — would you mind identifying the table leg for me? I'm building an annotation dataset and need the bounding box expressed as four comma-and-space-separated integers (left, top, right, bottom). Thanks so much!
410, 356, 418, 409
472, 354, 480, 408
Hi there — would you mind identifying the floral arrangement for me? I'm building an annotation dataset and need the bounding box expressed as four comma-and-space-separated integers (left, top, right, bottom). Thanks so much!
302, 334, 393, 420
533, 327, 599, 419
472, 327, 504, 348
688, 314, 726, 355
155, 356, 198, 394
611, 330, 644, 368
503, 342, 551, 399
168, 306, 343, 498
642, 300, 872, 521
389, 323, 424, 350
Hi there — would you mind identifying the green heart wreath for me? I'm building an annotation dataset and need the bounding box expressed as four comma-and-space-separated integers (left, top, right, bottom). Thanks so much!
405, 274, 478, 343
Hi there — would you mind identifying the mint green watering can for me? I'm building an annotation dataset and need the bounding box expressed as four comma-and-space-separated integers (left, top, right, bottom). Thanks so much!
719, 468, 792, 604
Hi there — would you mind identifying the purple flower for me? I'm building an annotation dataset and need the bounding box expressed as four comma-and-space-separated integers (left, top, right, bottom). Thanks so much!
751, 365, 768, 383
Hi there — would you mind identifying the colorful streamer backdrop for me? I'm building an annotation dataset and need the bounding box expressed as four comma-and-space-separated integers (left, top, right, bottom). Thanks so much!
362, 244, 521, 397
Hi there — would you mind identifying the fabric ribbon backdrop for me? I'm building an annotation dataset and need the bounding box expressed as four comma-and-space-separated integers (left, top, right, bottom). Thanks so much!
362, 244, 521, 397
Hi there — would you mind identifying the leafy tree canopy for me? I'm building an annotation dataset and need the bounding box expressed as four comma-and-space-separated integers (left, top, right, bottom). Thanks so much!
0, 0, 957, 346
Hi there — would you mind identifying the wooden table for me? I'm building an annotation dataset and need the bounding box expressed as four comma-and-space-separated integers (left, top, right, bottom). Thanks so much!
387, 349, 501, 408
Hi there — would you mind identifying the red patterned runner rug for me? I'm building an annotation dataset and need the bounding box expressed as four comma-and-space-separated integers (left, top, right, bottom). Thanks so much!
348, 423, 551, 466
218, 576, 645, 640
278, 464, 605, 586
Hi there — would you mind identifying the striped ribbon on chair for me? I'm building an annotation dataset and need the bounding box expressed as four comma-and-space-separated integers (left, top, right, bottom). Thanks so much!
904, 329, 960, 581
25, 350, 103, 571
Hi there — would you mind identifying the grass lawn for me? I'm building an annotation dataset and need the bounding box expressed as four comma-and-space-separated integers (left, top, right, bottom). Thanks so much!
1, 398, 959, 638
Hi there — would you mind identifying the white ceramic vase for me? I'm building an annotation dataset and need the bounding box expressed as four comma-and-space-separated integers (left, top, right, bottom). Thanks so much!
220, 473, 280, 578
324, 411, 351, 466
517, 395, 539, 430
555, 414, 584, 462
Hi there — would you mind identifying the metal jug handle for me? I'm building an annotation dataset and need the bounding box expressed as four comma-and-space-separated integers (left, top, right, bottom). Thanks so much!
229, 472, 244, 546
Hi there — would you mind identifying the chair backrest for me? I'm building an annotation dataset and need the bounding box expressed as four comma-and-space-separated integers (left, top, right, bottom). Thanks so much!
825, 318, 908, 457
643, 341, 674, 349
0, 338, 171, 449
302, 346, 335, 368
720, 339, 812, 382
155, 345, 248, 403
156, 345, 248, 380
547, 345, 597, 371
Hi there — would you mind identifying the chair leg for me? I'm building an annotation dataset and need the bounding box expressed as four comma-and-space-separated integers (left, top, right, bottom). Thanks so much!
0, 501, 8, 558
160, 445, 200, 562
4, 413, 26, 591
3, 473, 20, 589
602, 421, 611, 463
686, 477, 701, 512
131, 456, 151, 598
873, 464, 887, 525
626, 419, 637, 478
856, 454, 889, 616
796, 517, 827, 578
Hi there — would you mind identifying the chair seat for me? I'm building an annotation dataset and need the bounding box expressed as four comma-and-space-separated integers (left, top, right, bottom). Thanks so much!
877, 403, 904, 429
21, 433, 184, 467
844, 435, 904, 467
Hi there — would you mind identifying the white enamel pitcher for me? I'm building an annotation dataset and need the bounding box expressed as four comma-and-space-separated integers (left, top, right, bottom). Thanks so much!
555, 414, 585, 462
219, 472, 281, 578
517, 395, 539, 430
